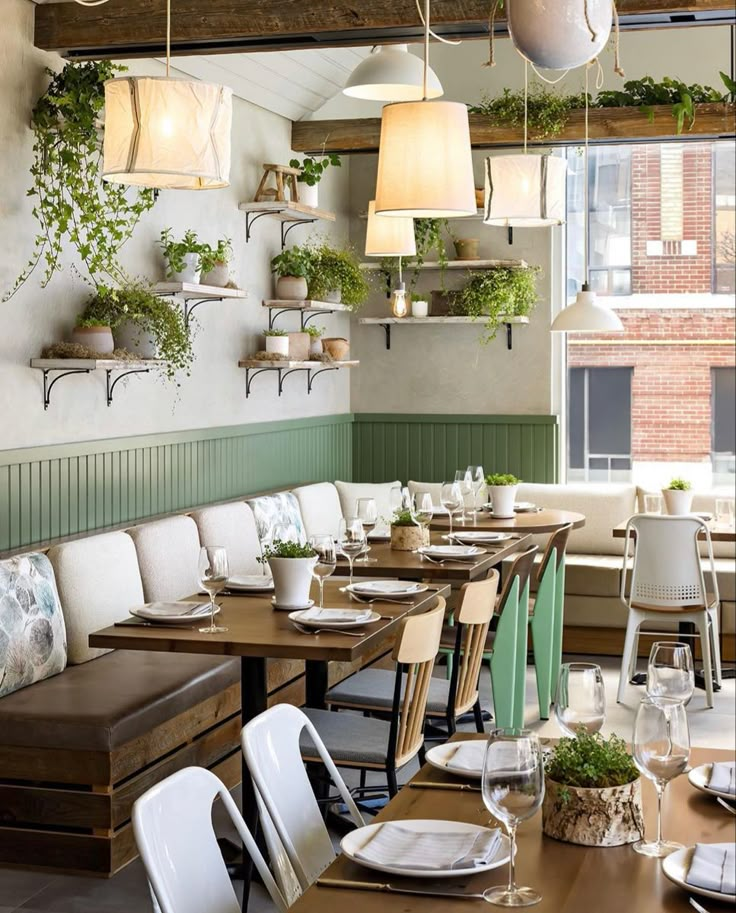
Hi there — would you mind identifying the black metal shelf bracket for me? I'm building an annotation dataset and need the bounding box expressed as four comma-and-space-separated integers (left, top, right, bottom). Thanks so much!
281, 218, 318, 250
183, 297, 223, 327
244, 367, 272, 398
306, 367, 338, 393
267, 307, 339, 331
245, 365, 342, 397
267, 307, 295, 330
301, 309, 334, 330
505, 322, 513, 351
106, 368, 151, 407
41, 368, 91, 410
244, 210, 272, 243
381, 323, 392, 350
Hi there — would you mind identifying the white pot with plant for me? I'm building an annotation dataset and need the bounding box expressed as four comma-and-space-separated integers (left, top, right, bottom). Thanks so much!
289, 151, 342, 209
70, 318, 115, 355
200, 238, 233, 288
662, 478, 693, 515
486, 473, 521, 519
542, 732, 644, 847
306, 325, 324, 357
271, 246, 311, 301
159, 228, 203, 284
264, 330, 289, 357
259, 540, 317, 608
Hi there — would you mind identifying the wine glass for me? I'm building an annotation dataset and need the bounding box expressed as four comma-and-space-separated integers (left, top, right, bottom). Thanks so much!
309, 535, 336, 609
467, 464, 486, 516
412, 491, 433, 545
647, 642, 694, 706
389, 485, 403, 516
338, 517, 365, 587
632, 697, 690, 857
197, 546, 229, 634
481, 729, 545, 907
455, 470, 474, 524
554, 663, 606, 737
715, 498, 735, 527
441, 481, 462, 538
354, 497, 378, 564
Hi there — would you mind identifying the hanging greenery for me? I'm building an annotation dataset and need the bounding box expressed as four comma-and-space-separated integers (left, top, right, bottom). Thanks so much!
449, 267, 539, 343
381, 218, 451, 291
4, 61, 156, 302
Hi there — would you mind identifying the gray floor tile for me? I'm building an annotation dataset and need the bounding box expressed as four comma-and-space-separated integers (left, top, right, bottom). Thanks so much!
0, 870, 57, 908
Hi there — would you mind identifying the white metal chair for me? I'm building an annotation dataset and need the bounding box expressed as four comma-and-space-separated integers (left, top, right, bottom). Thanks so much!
617, 514, 721, 708
132, 767, 287, 913
241, 703, 365, 895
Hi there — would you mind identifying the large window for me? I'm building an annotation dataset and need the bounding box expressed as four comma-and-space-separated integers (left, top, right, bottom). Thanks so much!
712, 367, 736, 484
569, 367, 632, 482
714, 143, 736, 294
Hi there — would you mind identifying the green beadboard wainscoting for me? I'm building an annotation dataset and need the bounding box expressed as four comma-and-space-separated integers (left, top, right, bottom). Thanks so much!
353, 414, 559, 485
0, 415, 353, 553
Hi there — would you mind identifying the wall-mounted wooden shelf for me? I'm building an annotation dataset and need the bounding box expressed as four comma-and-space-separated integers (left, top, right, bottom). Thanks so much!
238, 358, 358, 397
358, 316, 530, 351
262, 299, 351, 330
361, 258, 528, 272
239, 201, 336, 249
30, 358, 167, 410
154, 282, 249, 327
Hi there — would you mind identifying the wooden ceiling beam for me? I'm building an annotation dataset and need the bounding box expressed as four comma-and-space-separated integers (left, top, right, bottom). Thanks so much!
35, 0, 735, 59
291, 103, 736, 154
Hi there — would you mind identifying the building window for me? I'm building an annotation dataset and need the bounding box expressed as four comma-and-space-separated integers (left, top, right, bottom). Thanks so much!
714, 143, 736, 294
568, 367, 633, 482
712, 367, 736, 483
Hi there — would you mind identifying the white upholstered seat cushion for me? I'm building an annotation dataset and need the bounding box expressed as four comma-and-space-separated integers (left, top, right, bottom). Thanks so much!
127, 516, 202, 602
48, 532, 145, 665
292, 483, 344, 539
190, 501, 262, 575
334, 480, 402, 529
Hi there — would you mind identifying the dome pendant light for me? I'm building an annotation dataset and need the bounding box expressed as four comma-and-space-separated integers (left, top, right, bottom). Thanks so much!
374, 0, 476, 219
343, 45, 443, 102
552, 68, 623, 333
508, 0, 613, 70
102, 0, 232, 190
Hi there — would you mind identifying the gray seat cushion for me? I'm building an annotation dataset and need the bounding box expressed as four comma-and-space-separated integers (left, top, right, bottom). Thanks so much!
300, 706, 395, 767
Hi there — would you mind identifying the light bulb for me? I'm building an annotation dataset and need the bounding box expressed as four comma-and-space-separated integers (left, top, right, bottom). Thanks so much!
391, 282, 408, 318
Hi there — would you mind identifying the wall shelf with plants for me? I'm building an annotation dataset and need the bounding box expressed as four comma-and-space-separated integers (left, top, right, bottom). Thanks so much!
361, 259, 529, 272
155, 283, 249, 327
239, 202, 336, 249
262, 300, 352, 330
238, 359, 359, 398
29, 358, 168, 410
358, 315, 530, 350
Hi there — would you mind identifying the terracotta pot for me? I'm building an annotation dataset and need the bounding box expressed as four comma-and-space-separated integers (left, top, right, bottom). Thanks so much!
454, 238, 480, 260
113, 321, 158, 359
69, 325, 114, 355
542, 777, 644, 847
322, 337, 350, 360
169, 252, 201, 284
390, 524, 427, 551
201, 261, 229, 287
662, 488, 694, 515
265, 336, 289, 356
276, 276, 308, 301
475, 187, 485, 209
489, 484, 518, 519
288, 332, 310, 361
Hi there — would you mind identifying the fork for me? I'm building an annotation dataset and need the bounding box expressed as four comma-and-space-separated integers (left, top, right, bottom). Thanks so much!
292, 622, 366, 637
690, 898, 712, 913
346, 592, 417, 606
717, 797, 736, 815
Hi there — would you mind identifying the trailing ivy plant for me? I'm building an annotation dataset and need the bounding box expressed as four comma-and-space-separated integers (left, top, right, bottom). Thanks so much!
4, 61, 156, 302
450, 267, 539, 342
470, 85, 585, 140
306, 241, 370, 309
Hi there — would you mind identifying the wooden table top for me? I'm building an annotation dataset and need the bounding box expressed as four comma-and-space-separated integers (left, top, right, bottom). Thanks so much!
431, 508, 586, 535
292, 736, 735, 913
88, 580, 450, 662
613, 519, 736, 543
338, 533, 532, 581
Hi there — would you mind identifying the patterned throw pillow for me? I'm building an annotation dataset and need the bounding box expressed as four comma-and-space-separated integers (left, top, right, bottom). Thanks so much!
0, 553, 67, 698
247, 492, 307, 547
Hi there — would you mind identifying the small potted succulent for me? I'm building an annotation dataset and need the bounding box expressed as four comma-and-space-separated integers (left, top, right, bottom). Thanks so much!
200, 238, 233, 288
69, 316, 114, 355
485, 473, 521, 519
258, 539, 317, 608
263, 329, 289, 357
390, 508, 428, 551
159, 228, 204, 284
289, 151, 342, 208
662, 477, 693, 515
271, 246, 312, 301
543, 732, 644, 847
305, 325, 325, 357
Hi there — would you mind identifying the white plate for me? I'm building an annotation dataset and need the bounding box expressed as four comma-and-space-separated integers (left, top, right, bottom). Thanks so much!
418, 545, 487, 560
289, 608, 381, 630
131, 601, 216, 624
662, 845, 736, 904
431, 505, 449, 515
271, 597, 314, 611
347, 580, 426, 597
426, 740, 484, 780
341, 820, 511, 879
368, 530, 391, 541
227, 574, 274, 592
449, 531, 511, 544
514, 502, 538, 512
689, 764, 736, 801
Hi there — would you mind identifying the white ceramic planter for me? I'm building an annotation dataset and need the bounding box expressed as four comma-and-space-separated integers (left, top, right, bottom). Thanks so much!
276, 276, 308, 301
114, 320, 158, 359
324, 289, 342, 304
298, 183, 319, 208
268, 556, 317, 607
489, 484, 518, 519
507, 0, 612, 69
662, 488, 694, 515
309, 337, 324, 357
169, 252, 201, 284
265, 336, 290, 356
69, 325, 115, 355
543, 777, 644, 847
411, 299, 429, 317
201, 261, 229, 287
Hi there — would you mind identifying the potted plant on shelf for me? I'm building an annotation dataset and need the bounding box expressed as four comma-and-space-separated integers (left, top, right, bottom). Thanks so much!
159, 228, 204, 284
543, 732, 644, 847
305, 325, 325, 357
69, 317, 115, 356
662, 477, 693, 515
307, 241, 370, 309
263, 329, 290, 357
200, 238, 233, 288
390, 508, 427, 551
258, 539, 317, 608
450, 268, 539, 342
289, 150, 342, 208
449, 226, 480, 261
271, 246, 312, 301
485, 473, 521, 519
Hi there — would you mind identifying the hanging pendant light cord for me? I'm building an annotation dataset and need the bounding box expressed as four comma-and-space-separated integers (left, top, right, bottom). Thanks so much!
523, 58, 528, 154
583, 64, 590, 287
166, 0, 172, 76
422, 0, 430, 101
415, 0, 461, 45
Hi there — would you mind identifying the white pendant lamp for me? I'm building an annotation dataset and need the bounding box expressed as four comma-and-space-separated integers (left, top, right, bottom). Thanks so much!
102, 0, 232, 190
344, 45, 443, 102
374, 1, 476, 219
365, 201, 416, 257
507, 0, 613, 70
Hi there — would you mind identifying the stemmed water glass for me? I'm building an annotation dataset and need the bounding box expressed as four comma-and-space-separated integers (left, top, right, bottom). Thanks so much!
481, 729, 545, 907
647, 642, 694, 706
632, 697, 690, 857
413, 491, 433, 545
455, 470, 474, 525
197, 546, 229, 634
338, 517, 365, 587
441, 481, 462, 538
467, 465, 486, 516
554, 662, 606, 737
355, 497, 378, 564
309, 535, 336, 609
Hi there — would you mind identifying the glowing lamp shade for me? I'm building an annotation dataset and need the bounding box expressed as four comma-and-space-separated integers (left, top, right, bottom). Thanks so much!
507, 0, 613, 70
484, 154, 567, 227
375, 101, 476, 218
343, 45, 443, 101
551, 288, 624, 333
103, 77, 233, 190
365, 201, 416, 257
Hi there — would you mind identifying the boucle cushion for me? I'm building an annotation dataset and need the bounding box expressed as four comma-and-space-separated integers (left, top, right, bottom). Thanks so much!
334, 480, 402, 529
190, 501, 262, 575
127, 516, 201, 602
292, 483, 344, 539
0, 553, 67, 696
49, 532, 144, 665
247, 492, 307, 546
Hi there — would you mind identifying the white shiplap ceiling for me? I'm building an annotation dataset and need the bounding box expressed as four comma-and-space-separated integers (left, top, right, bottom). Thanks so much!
167, 47, 372, 121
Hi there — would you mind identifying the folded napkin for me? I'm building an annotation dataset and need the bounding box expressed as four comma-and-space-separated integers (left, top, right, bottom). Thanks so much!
137, 602, 208, 617
709, 762, 736, 796
297, 608, 372, 624
446, 741, 487, 774
687, 843, 736, 895
356, 822, 501, 872
357, 581, 420, 594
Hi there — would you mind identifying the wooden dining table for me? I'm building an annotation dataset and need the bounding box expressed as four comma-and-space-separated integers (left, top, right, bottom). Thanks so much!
431, 508, 586, 535
292, 734, 735, 913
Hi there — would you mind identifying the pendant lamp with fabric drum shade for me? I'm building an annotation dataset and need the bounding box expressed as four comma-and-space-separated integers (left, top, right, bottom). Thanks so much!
365, 201, 416, 257
484, 154, 566, 227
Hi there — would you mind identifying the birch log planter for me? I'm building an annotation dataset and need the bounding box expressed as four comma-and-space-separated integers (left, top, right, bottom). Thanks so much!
390, 524, 428, 551
542, 777, 645, 847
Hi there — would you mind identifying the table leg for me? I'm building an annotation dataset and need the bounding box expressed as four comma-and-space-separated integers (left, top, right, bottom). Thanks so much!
305, 659, 329, 709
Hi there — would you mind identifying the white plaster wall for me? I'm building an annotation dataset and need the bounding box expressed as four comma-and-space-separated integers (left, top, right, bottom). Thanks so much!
0, 0, 352, 451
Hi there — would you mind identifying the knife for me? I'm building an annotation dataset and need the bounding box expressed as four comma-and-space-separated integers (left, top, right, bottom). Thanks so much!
409, 781, 482, 793
316, 878, 487, 901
